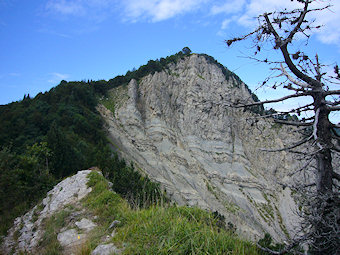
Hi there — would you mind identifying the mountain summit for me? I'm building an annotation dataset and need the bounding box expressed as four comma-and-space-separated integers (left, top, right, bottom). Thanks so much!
99, 53, 300, 241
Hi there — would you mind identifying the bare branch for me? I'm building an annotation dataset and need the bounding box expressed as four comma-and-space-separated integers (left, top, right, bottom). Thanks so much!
280, 44, 322, 88
263, 13, 282, 49
234, 92, 310, 108
313, 108, 322, 149
289, 156, 315, 177
257, 236, 306, 255
324, 90, 340, 96
283, 1, 309, 46
256, 243, 286, 255
274, 119, 313, 126
278, 64, 311, 88
314, 54, 322, 81
261, 135, 312, 152
325, 100, 340, 106
225, 27, 263, 46
328, 105, 340, 111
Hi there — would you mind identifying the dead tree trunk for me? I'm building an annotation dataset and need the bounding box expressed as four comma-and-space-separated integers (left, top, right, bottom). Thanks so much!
314, 98, 333, 194
226, 1, 340, 253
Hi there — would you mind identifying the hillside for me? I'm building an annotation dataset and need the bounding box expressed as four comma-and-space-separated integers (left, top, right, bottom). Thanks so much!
0, 49, 300, 253
2, 169, 263, 254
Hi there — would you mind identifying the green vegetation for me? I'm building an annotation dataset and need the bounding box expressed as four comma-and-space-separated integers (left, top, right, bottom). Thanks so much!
104, 48, 192, 91
0, 79, 162, 237
0, 144, 55, 236
240, 189, 274, 224
99, 85, 129, 116
39, 209, 71, 255
0, 81, 103, 236
196, 73, 205, 80
0, 48, 274, 251
205, 180, 219, 200
225, 201, 241, 215
200, 54, 242, 84
83, 171, 262, 255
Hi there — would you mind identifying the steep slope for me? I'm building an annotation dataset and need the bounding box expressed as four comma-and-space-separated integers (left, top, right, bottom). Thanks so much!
1, 169, 115, 254
2, 169, 262, 255
98, 53, 301, 241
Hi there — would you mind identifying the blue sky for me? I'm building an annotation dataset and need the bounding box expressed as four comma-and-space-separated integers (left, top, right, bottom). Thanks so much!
1, 0, 339, 120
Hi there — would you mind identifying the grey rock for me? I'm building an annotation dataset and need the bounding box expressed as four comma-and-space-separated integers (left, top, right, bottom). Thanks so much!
98, 54, 303, 241
91, 243, 121, 255
108, 220, 121, 229
2, 170, 97, 254
75, 218, 97, 232
111, 230, 116, 237
57, 228, 84, 247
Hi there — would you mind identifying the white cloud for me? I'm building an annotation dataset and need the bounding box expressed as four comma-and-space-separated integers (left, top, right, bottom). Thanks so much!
46, 0, 86, 16
211, 0, 246, 15
45, 0, 116, 17
122, 0, 207, 22
45, 0, 208, 22
312, 2, 340, 46
221, 18, 232, 29
234, 0, 300, 27
48, 72, 69, 84
44, 0, 340, 47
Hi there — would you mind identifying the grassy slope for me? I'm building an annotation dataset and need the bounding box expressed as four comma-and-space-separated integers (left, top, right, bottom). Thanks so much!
81, 171, 261, 255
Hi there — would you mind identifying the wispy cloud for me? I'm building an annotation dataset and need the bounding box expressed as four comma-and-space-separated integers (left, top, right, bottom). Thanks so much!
8, 72, 21, 77
45, 0, 209, 23
45, 0, 116, 19
43, 0, 340, 47
211, 0, 245, 15
313, 2, 340, 46
48, 72, 69, 84
38, 28, 71, 38
46, 0, 86, 16
122, 0, 208, 22
0, 72, 21, 79
45, 0, 208, 22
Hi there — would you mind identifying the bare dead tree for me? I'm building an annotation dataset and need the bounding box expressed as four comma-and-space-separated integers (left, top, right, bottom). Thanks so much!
226, 0, 340, 254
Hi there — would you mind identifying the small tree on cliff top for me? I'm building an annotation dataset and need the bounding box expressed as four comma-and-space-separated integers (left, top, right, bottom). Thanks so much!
226, 0, 339, 254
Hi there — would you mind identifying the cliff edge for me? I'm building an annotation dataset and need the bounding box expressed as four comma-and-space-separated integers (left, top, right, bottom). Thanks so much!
98, 53, 301, 241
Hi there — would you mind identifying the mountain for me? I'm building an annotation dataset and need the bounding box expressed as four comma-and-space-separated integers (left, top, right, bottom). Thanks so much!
0, 50, 302, 252
98, 53, 301, 241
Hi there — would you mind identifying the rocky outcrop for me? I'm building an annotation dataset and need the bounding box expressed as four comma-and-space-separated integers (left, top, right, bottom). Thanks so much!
2, 170, 120, 255
91, 244, 121, 255
99, 54, 302, 241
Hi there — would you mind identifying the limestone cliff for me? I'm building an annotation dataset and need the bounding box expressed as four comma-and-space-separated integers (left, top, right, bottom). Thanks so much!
98, 53, 301, 241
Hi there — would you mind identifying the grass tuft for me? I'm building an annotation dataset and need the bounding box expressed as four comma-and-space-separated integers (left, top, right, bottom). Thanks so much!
83, 171, 261, 255
39, 209, 70, 255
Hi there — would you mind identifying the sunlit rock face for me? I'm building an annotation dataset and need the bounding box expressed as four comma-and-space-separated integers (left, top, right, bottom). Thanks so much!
99, 54, 301, 241
2, 170, 94, 254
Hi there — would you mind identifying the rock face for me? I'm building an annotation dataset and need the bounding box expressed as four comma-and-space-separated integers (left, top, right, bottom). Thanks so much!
91, 244, 121, 255
1, 170, 119, 255
2, 170, 93, 254
98, 54, 301, 241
